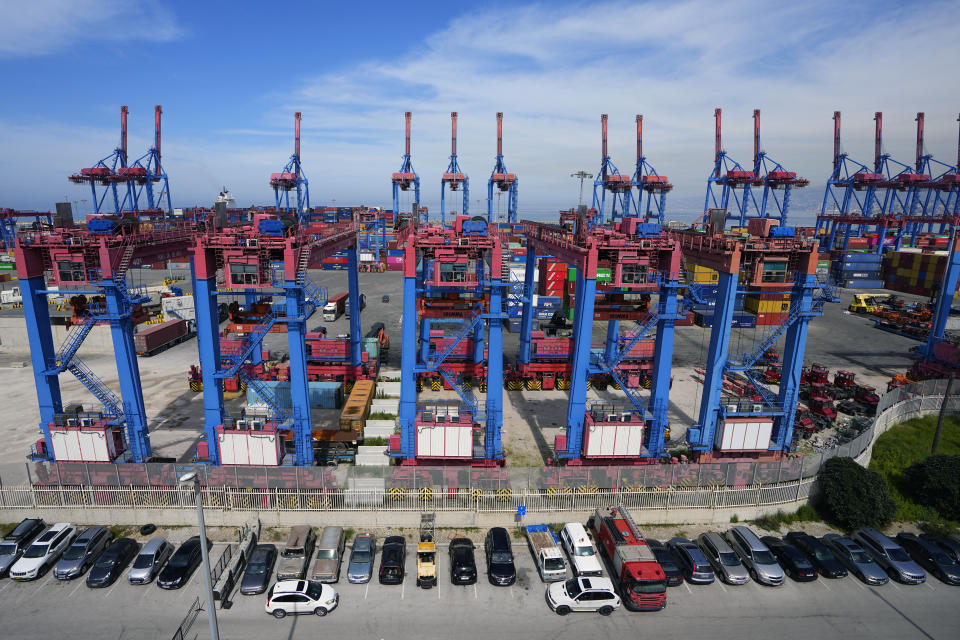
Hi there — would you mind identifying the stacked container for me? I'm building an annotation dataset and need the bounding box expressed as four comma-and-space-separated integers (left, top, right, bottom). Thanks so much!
743, 291, 791, 326
831, 251, 883, 288
883, 249, 952, 297
538, 259, 566, 297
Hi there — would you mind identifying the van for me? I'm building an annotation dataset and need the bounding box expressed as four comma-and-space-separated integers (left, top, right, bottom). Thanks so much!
276, 526, 316, 580
726, 525, 784, 586
310, 526, 345, 583
54, 525, 111, 580
853, 527, 926, 584
559, 523, 602, 577
698, 532, 749, 585
128, 537, 173, 585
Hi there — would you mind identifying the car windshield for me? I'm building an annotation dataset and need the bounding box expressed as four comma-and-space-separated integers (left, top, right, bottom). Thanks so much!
932, 551, 955, 565
0, 542, 17, 556
282, 548, 304, 558
719, 551, 741, 566
631, 580, 667, 594
753, 550, 777, 565
316, 549, 336, 560
133, 554, 154, 569
383, 549, 400, 564
351, 551, 371, 563
544, 557, 565, 571
247, 561, 267, 575
564, 578, 582, 597
814, 547, 836, 563
575, 546, 595, 557
168, 551, 191, 568
96, 555, 117, 568
61, 545, 87, 561
23, 544, 49, 559
850, 548, 873, 564
491, 551, 513, 564
306, 582, 323, 600
887, 548, 911, 563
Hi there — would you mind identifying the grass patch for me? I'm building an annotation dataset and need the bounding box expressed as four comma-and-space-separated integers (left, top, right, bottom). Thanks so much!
362, 437, 390, 447
0, 522, 18, 537
869, 414, 960, 528
343, 528, 355, 542
753, 505, 821, 532
729, 514, 739, 523
108, 525, 139, 538
368, 412, 396, 421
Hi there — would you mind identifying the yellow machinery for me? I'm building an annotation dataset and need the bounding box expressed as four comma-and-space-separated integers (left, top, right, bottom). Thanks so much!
848, 293, 889, 314
417, 513, 437, 588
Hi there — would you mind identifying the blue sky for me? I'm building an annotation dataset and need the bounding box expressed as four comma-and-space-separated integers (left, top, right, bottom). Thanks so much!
1, 0, 958, 222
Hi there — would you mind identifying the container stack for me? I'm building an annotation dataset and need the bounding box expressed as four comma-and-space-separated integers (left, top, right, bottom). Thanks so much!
831, 251, 883, 288
538, 259, 566, 298
743, 291, 791, 326
687, 263, 719, 284
883, 249, 950, 297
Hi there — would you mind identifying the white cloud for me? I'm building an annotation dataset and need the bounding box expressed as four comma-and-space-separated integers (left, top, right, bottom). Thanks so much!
0, 0, 182, 57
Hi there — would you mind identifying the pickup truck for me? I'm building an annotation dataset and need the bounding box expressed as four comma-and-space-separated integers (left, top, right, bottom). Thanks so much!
524, 525, 566, 582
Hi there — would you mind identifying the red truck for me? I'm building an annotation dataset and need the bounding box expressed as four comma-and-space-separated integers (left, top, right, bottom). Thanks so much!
134, 319, 192, 356
588, 505, 667, 611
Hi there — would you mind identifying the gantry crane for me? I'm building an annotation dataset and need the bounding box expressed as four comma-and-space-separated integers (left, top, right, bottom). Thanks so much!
904, 112, 960, 239
440, 112, 468, 227
392, 111, 422, 224
629, 115, 672, 223
68, 105, 172, 217
487, 112, 518, 223
270, 112, 310, 220
591, 114, 632, 226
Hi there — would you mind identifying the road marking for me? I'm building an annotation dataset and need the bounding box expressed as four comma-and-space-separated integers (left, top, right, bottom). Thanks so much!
0, 581, 12, 593
364, 583, 369, 599
473, 583, 478, 599
852, 579, 866, 590
68, 580, 85, 598
103, 579, 121, 599
819, 579, 832, 592
508, 585, 514, 598
889, 581, 902, 591
716, 581, 728, 593
401, 581, 405, 600
684, 582, 692, 594
925, 582, 936, 591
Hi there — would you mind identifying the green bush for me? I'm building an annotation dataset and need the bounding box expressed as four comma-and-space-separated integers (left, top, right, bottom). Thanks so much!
817, 457, 897, 530
362, 437, 390, 447
753, 505, 822, 531
904, 455, 960, 521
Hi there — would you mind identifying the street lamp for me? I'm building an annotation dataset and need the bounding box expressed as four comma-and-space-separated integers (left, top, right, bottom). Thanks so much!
570, 171, 593, 207
179, 471, 220, 640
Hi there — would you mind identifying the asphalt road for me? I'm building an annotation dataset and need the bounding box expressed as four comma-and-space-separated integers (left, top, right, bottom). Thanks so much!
0, 537, 956, 640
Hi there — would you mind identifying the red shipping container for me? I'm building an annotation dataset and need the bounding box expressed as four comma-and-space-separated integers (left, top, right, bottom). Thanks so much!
134, 319, 188, 355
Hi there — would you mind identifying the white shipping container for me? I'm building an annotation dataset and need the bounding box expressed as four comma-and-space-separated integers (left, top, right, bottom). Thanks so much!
218, 430, 282, 465
584, 423, 644, 457
359, 252, 376, 262
162, 295, 196, 322
714, 419, 773, 451
416, 423, 472, 458
50, 426, 116, 462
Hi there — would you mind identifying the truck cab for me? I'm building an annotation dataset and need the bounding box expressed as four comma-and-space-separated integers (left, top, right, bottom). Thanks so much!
560, 523, 603, 577
525, 525, 567, 582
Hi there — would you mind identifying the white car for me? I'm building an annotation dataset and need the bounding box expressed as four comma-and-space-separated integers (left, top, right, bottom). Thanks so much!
560, 523, 603, 577
9, 523, 76, 581
265, 579, 339, 618
546, 576, 621, 615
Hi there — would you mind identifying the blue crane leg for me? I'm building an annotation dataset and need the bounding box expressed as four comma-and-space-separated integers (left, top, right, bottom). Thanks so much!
689, 270, 738, 450
774, 277, 814, 450
518, 247, 536, 364
21, 275, 62, 458
286, 284, 314, 466
347, 246, 362, 367
926, 239, 960, 357
419, 318, 431, 364
604, 320, 620, 364
104, 283, 152, 462
485, 279, 504, 459
245, 293, 263, 365
561, 274, 597, 458
398, 275, 418, 459
192, 268, 224, 464
648, 283, 679, 458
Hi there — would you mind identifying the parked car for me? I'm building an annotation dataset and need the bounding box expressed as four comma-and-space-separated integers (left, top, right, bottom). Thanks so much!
667, 537, 715, 584
822, 534, 888, 585
310, 527, 345, 583
265, 579, 338, 618
157, 536, 212, 589
276, 526, 316, 581
87, 538, 139, 588
378, 536, 406, 585
726, 526, 784, 586
784, 532, 848, 579
9, 523, 77, 581
55, 525, 112, 580
921, 534, 960, 565
449, 538, 477, 585
546, 576, 621, 616
697, 532, 749, 585
0, 518, 46, 578
346, 533, 376, 584
853, 527, 925, 584
646, 538, 684, 587
484, 527, 516, 586
896, 533, 960, 586
129, 537, 174, 585
559, 523, 602, 577
240, 544, 278, 595
761, 536, 818, 582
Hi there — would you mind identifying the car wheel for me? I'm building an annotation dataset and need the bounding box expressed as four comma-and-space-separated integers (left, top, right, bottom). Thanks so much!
749, 568, 758, 581
598, 606, 614, 616
555, 605, 571, 616
314, 607, 328, 617
272, 609, 287, 619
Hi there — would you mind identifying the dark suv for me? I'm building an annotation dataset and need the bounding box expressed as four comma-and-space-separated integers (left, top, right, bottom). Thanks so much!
449, 538, 477, 585
0, 518, 46, 578
784, 532, 846, 578
484, 527, 516, 586
378, 536, 406, 585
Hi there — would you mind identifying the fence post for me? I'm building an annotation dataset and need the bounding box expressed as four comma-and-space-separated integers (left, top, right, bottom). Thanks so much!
795, 478, 802, 502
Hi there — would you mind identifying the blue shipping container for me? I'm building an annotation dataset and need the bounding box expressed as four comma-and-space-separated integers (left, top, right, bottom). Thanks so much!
840, 279, 885, 289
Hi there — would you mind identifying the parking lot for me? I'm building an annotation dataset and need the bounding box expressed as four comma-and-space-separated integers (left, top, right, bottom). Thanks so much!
1, 536, 957, 640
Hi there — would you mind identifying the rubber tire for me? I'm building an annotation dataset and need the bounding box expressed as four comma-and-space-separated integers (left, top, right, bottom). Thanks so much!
555, 605, 571, 616
272, 609, 287, 619
314, 607, 328, 617
598, 606, 614, 616
750, 568, 758, 582
139, 524, 157, 536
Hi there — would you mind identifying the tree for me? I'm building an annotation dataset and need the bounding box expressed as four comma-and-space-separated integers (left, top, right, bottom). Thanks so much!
904, 455, 960, 521
817, 457, 898, 530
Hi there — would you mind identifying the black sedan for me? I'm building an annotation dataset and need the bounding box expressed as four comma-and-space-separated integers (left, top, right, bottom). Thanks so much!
158, 536, 212, 590
240, 544, 278, 595
762, 536, 818, 582
87, 538, 139, 588
921, 534, 960, 564
646, 538, 684, 587
378, 536, 406, 585
897, 533, 960, 586
784, 532, 847, 579
449, 538, 477, 585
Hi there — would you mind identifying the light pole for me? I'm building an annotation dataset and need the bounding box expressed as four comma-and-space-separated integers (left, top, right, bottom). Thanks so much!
570, 171, 593, 207
179, 472, 220, 640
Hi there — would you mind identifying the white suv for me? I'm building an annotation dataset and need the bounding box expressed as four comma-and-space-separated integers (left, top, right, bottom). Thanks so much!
560, 523, 603, 577
265, 579, 339, 618
546, 576, 621, 615
9, 523, 76, 581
